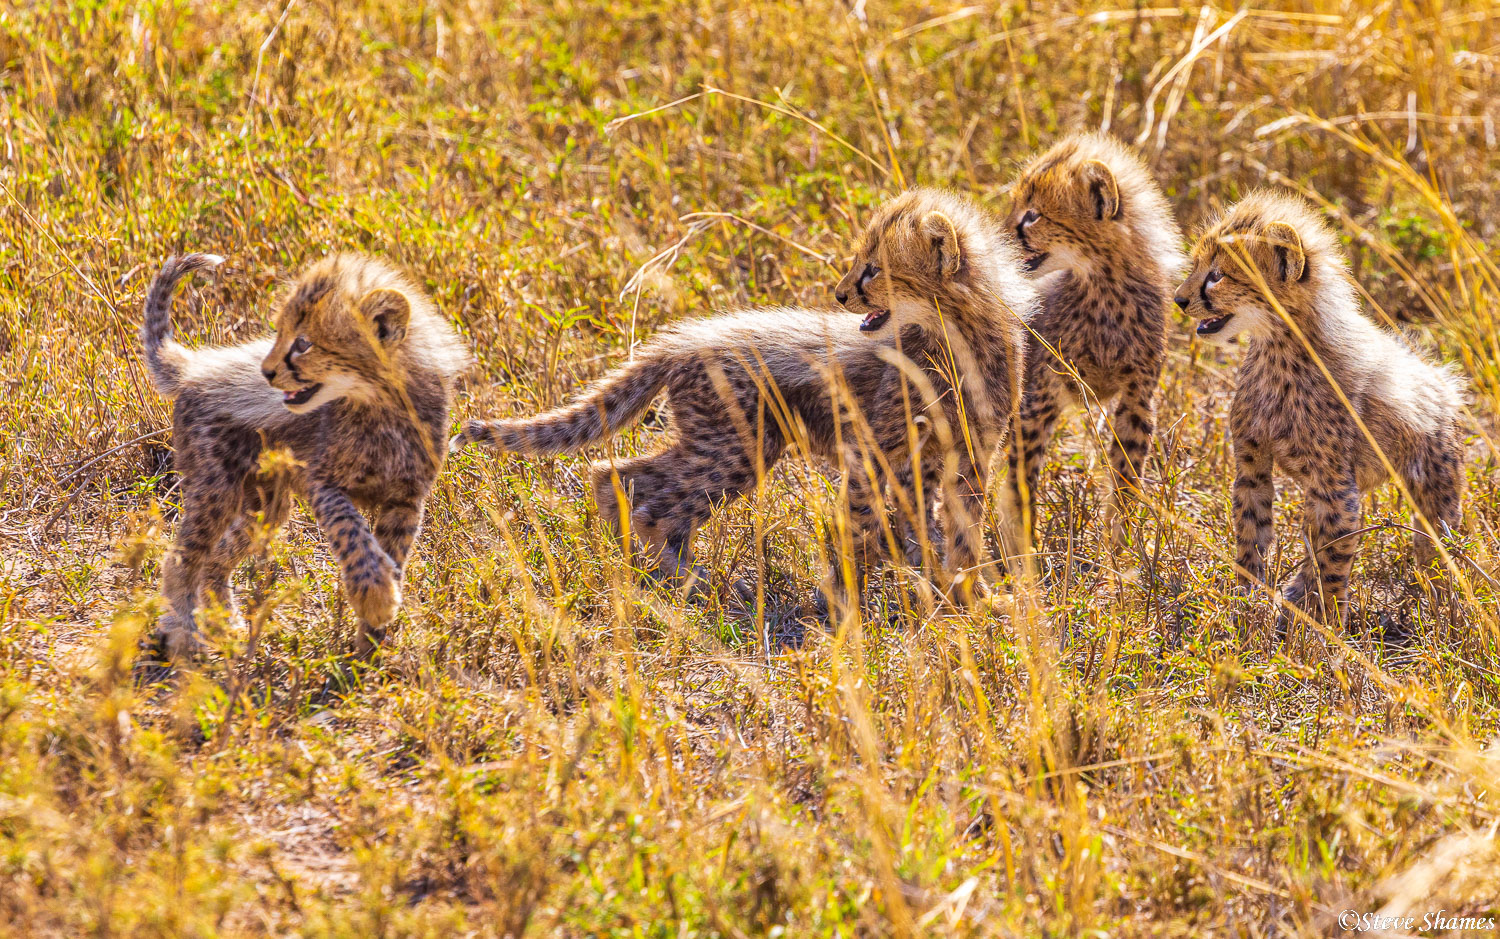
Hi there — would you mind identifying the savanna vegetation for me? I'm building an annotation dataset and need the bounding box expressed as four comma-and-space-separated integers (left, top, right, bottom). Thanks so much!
1, 0, 1498, 934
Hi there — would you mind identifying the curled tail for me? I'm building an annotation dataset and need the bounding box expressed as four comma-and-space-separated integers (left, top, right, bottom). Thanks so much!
142, 253, 225, 395
452, 354, 673, 456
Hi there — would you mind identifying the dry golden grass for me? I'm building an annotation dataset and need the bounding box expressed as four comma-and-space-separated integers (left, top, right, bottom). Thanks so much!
1, 0, 1498, 934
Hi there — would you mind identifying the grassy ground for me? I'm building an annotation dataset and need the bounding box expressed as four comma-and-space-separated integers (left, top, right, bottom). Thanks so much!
3, 0, 1500, 934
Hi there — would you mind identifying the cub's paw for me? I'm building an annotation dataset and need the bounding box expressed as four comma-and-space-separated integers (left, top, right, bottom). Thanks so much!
974, 586, 1015, 616
940, 572, 998, 612
727, 576, 756, 605
1271, 578, 1316, 636
1106, 513, 1129, 550
157, 616, 206, 660
347, 561, 402, 627
353, 622, 390, 661
134, 627, 179, 687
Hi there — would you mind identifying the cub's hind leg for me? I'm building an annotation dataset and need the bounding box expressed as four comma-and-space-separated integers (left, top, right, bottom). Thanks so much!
199, 480, 293, 627
198, 519, 254, 628
592, 441, 771, 595
1006, 361, 1065, 557
592, 452, 700, 588
1282, 467, 1361, 628
1405, 438, 1464, 622
156, 428, 262, 658
592, 378, 783, 597
1408, 441, 1464, 574
160, 487, 242, 658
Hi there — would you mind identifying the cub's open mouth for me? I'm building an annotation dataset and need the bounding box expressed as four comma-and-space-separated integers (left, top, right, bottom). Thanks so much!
858, 309, 891, 332
282, 384, 322, 407
1022, 252, 1048, 273
1195, 313, 1234, 336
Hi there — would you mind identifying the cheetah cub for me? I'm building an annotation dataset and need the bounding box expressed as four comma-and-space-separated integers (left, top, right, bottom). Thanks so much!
454, 188, 1037, 606
1175, 192, 1465, 625
143, 253, 469, 658
1003, 132, 1185, 550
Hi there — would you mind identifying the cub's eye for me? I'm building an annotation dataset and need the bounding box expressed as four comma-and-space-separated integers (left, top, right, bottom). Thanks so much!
858, 264, 880, 291
1020, 209, 1041, 230
1205, 269, 1223, 287
291, 336, 312, 355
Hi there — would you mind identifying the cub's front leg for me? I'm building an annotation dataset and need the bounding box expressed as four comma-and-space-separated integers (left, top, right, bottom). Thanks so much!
888, 443, 944, 570
1231, 432, 1274, 593
938, 446, 993, 607
1105, 376, 1158, 546
368, 498, 428, 646
822, 460, 888, 614
309, 483, 402, 657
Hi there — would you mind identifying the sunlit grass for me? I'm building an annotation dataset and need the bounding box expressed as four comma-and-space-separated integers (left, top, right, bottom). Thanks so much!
1, 0, 1498, 933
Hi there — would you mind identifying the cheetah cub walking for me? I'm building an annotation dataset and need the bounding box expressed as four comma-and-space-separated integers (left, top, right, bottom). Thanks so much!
455, 188, 1037, 606
143, 253, 469, 658
1003, 132, 1186, 551
1175, 192, 1465, 625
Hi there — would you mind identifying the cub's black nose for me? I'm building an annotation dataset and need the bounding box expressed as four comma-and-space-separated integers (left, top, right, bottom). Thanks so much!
1174, 296, 1190, 310
262, 368, 276, 382
835, 290, 849, 305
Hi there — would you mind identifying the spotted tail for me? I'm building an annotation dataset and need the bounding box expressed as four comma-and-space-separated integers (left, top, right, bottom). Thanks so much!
451, 354, 672, 456
142, 253, 225, 395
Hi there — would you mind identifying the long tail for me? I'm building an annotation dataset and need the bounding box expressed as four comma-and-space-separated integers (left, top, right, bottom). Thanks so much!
142, 253, 225, 395
452, 354, 673, 456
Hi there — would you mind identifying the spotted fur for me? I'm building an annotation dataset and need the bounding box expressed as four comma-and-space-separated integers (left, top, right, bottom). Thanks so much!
1175, 191, 1465, 625
1002, 132, 1186, 551
1002, 132, 1188, 549
455, 188, 1038, 605
144, 253, 469, 658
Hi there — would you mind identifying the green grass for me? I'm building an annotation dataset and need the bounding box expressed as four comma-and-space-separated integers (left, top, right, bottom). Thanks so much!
2, 0, 1500, 934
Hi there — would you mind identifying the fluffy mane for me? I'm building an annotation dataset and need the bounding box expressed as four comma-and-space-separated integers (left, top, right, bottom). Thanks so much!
1022, 131, 1188, 279
275, 253, 473, 381
900, 185, 1040, 320
1209, 190, 1465, 426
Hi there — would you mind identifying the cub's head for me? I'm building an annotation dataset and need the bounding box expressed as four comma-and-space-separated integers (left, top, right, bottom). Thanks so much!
1006, 132, 1184, 279
261, 254, 422, 413
1175, 192, 1343, 345
835, 188, 1007, 334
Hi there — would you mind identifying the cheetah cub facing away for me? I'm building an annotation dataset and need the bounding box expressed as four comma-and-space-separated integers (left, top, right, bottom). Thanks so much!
1175, 192, 1464, 625
1004, 132, 1185, 550
455, 189, 1037, 606
143, 253, 469, 658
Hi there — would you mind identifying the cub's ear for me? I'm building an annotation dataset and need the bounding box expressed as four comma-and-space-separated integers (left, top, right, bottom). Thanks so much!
361, 288, 411, 343
920, 210, 963, 279
1262, 222, 1306, 282
1081, 159, 1121, 220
